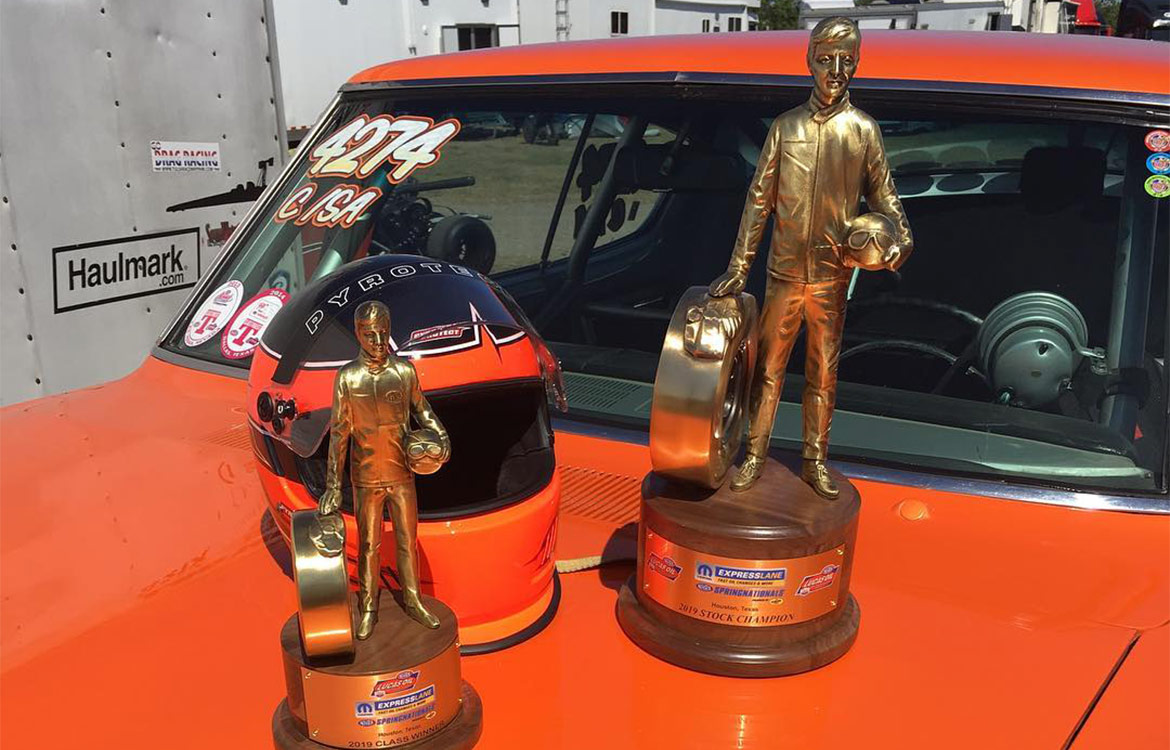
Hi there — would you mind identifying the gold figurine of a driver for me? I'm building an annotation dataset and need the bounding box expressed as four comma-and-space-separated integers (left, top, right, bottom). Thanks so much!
710, 17, 912, 498
318, 300, 451, 638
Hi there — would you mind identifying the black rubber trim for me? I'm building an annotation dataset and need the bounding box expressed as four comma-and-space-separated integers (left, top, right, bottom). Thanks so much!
459, 571, 561, 656
342, 71, 1170, 109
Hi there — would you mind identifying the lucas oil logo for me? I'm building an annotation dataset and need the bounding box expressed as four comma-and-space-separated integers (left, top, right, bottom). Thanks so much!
647, 553, 681, 581
795, 564, 840, 597
371, 670, 420, 697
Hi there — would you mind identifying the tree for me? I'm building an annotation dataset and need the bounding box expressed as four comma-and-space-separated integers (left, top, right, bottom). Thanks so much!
758, 0, 801, 30
1095, 0, 1120, 31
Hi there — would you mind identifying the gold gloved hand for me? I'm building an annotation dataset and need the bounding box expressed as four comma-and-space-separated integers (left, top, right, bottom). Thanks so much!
318, 486, 343, 517
709, 270, 746, 297
883, 242, 911, 271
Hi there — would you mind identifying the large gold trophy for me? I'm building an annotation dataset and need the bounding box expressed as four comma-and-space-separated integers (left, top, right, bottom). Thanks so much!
273, 301, 482, 749
618, 17, 911, 676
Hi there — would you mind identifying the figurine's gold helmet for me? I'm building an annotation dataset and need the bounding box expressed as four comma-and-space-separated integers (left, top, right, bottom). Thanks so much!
406, 428, 448, 475
844, 212, 897, 271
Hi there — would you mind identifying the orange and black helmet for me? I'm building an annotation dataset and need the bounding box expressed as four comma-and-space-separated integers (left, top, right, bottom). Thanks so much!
247, 254, 562, 651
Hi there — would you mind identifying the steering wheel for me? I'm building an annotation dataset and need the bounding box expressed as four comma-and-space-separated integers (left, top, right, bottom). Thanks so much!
842, 295, 988, 396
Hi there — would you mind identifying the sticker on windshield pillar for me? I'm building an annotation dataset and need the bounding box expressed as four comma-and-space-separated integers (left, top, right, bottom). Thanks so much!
1144, 130, 1170, 153
274, 182, 383, 229
185, 280, 244, 347
1147, 153, 1170, 175
1145, 174, 1170, 199
307, 114, 461, 183
221, 288, 289, 359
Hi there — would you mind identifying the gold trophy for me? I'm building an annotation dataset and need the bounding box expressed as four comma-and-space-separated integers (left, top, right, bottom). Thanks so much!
273, 301, 482, 749
618, 17, 908, 677
709, 17, 912, 498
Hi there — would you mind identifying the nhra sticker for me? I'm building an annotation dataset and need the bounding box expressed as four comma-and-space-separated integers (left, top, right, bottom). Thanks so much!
1147, 152, 1170, 175
642, 533, 846, 627
1144, 129, 1170, 153
184, 280, 243, 347
221, 288, 289, 359
308, 114, 461, 183
1146, 174, 1170, 199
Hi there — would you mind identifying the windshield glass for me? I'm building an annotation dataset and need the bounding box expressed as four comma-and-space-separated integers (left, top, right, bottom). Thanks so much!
162, 87, 1167, 496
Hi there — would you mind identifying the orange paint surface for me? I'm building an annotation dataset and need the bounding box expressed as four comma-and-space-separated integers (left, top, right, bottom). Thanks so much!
350, 31, 1170, 97
1074, 625, 1170, 749
1, 358, 1167, 748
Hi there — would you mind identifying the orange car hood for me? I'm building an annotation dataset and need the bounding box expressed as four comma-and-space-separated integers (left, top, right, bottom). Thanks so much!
2, 357, 1167, 748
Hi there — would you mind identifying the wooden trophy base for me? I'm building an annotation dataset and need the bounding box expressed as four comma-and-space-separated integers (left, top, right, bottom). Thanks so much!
272, 686, 483, 750
617, 456, 861, 677
274, 593, 482, 750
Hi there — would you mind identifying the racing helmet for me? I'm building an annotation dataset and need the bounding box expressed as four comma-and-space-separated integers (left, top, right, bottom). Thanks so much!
247, 255, 562, 652
844, 212, 898, 271
407, 428, 447, 475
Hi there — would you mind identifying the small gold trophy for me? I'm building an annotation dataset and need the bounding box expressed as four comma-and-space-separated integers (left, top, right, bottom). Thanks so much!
273, 301, 482, 749
619, 17, 909, 677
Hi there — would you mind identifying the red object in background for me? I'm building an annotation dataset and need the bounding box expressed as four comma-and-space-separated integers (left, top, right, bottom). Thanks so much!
1073, 0, 1105, 32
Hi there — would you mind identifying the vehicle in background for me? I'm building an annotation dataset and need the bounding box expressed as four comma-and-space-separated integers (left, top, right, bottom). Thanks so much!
1117, 0, 1170, 39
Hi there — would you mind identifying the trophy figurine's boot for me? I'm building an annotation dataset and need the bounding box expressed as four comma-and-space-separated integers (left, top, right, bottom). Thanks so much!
356, 608, 379, 640
404, 589, 441, 629
802, 459, 839, 500
730, 453, 766, 492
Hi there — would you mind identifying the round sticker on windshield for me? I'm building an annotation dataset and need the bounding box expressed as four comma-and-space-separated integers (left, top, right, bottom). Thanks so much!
1147, 153, 1170, 175
1145, 130, 1170, 153
221, 288, 290, 359
184, 280, 244, 347
1145, 174, 1170, 199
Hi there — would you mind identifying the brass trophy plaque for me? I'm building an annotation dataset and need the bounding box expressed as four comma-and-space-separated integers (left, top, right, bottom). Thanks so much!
273, 300, 481, 749
642, 533, 845, 627
618, 16, 908, 677
275, 595, 480, 749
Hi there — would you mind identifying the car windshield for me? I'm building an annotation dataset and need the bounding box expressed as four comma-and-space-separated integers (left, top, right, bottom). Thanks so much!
161, 86, 1167, 496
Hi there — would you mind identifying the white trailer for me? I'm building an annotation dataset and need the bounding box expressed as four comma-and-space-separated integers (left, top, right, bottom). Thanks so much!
0, 0, 286, 405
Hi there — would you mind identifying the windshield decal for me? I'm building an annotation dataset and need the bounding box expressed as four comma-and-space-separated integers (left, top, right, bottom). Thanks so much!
274, 182, 383, 229
221, 288, 290, 359
184, 280, 243, 347
1144, 129, 1170, 153
307, 114, 461, 183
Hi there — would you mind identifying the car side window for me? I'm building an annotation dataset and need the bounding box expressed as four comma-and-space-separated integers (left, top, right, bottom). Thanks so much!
400, 110, 584, 274
525, 102, 1166, 494
544, 117, 673, 265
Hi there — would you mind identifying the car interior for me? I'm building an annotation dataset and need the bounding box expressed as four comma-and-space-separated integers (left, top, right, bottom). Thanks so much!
171, 86, 1167, 493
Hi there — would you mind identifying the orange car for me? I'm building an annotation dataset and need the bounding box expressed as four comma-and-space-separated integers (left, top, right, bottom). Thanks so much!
2, 30, 1168, 749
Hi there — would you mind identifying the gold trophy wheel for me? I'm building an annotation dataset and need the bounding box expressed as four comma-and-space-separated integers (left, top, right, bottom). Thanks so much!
649, 286, 758, 489
291, 510, 355, 659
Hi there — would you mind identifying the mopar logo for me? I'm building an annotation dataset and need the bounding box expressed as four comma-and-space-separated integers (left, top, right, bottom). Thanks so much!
355, 702, 374, 717
696, 563, 714, 580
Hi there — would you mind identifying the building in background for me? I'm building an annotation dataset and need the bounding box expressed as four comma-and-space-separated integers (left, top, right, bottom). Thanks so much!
273, 0, 761, 134
797, 0, 1079, 32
